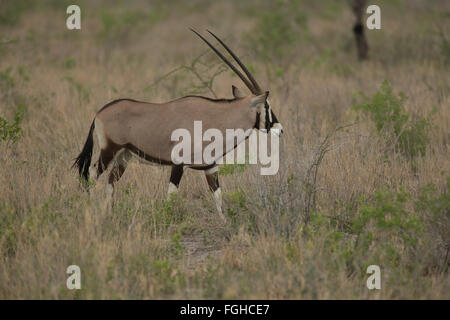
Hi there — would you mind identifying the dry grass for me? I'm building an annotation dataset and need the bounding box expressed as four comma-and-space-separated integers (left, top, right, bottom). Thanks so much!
0, 0, 449, 299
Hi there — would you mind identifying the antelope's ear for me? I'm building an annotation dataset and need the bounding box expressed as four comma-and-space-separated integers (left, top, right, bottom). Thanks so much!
250, 91, 269, 108
232, 85, 245, 98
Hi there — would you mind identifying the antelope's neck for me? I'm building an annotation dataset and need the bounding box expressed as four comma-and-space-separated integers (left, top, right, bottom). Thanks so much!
218, 99, 255, 133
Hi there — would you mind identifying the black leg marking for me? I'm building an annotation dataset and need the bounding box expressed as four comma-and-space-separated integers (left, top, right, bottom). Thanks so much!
204, 168, 225, 220
108, 163, 127, 185
205, 171, 220, 192
97, 149, 114, 178
169, 165, 184, 187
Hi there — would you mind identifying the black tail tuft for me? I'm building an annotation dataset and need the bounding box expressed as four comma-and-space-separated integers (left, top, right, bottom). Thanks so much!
73, 120, 95, 181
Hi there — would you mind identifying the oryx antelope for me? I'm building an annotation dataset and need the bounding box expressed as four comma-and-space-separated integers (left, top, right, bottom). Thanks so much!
73, 29, 283, 220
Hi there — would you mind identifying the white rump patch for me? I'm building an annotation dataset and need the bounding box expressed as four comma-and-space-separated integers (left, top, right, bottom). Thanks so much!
94, 118, 108, 150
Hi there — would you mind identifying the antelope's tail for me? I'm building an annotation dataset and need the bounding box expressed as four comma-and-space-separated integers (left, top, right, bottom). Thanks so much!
73, 120, 95, 181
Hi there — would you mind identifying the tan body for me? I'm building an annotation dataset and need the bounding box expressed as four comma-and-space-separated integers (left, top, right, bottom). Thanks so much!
73, 30, 283, 221
95, 96, 258, 167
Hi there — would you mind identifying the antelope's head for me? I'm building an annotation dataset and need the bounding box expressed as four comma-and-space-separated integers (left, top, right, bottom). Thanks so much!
191, 29, 284, 137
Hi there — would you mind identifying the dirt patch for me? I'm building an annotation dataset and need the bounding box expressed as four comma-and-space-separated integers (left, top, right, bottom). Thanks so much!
182, 234, 223, 271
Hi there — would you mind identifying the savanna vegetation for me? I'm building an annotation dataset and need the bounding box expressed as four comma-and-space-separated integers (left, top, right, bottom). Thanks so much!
0, 0, 448, 299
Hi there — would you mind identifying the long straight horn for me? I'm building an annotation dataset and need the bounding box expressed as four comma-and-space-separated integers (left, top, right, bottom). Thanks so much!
190, 28, 256, 94
207, 30, 262, 94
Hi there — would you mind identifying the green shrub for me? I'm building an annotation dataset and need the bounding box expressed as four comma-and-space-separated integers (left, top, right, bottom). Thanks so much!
170, 230, 183, 257
307, 179, 450, 278
0, 105, 25, 145
415, 177, 449, 271
64, 75, 90, 103
0, 66, 28, 107
219, 163, 247, 176
354, 80, 432, 159
225, 189, 251, 227
225, 189, 248, 216
0, 67, 15, 89
307, 187, 427, 274
150, 259, 184, 294
416, 177, 450, 221
247, 0, 308, 72
351, 188, 424, 250
64, 57, 77, 70
154, 195, 186, 226
0, 0, 35, 26
98, 9, 165, 43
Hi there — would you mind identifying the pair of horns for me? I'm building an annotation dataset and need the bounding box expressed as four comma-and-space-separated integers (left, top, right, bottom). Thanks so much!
190, 29, 262, 95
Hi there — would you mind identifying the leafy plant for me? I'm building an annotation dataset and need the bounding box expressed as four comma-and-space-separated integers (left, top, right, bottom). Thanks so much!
247, 0, 308, 74
64, 75, 90, 104
219, 163, 247, 176
415, 177, 450, 272
0, 67, 15, 89
416, 177, 450, 222
154, 195, 186, 226
354, 80, 432, 159
64, 57, 77, 70
0, 0, 35, 26
98, 9, 165, 44
225, 188, 249, 224
170, 230, 183, 257
351, 188, 424, 250
304, 180, 449, 278
0, 105, 25, 145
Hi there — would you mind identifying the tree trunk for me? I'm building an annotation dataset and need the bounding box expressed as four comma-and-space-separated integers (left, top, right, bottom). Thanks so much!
352, 0, 369, 60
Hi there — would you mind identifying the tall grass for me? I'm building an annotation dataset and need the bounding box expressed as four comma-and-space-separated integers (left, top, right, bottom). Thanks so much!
0, 0, 448, 299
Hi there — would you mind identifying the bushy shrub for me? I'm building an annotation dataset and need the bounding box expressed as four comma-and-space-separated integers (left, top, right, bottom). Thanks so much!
0, 67, 15, 89
154, 195, 186, 226
247, 0, 308, 73
415, 177, 450, 272
0, 105, 25, 145
219, 163, 246, 176
98, 9, 164, 44
306, 180, 448, 278
0, 0, 35, 26
354, 80, 432, 159
350, 188, 425, 265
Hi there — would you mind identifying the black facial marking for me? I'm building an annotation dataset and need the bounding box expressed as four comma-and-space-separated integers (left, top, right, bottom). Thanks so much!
265, 102, 271, 130
270, 109, 279, 124
254, 111, 260, 130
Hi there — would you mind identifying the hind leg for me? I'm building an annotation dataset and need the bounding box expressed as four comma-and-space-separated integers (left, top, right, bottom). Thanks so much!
88, 145, 117, 182
97, 148, 116, 178
87, 146, 120, 205
204, 166, 225, 222
106, 149, 132, 205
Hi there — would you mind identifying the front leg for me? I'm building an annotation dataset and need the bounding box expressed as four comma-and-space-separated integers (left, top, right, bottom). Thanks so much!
205, 166, 225, 222
168, 165, 184, 198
